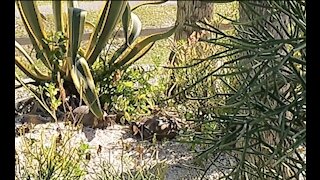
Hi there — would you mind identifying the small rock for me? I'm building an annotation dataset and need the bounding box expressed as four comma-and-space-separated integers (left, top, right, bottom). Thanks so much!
20, 114, 50, 125
130, 115, 178, 141
72, 105, 110, 128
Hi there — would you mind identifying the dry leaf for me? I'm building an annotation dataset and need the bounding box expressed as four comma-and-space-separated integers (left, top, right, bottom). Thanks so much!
135, 145, 144, 155
132, 124, 140, 136
97, 145, 102, 155
56, 133, 62, 146
85, 153, 91, 160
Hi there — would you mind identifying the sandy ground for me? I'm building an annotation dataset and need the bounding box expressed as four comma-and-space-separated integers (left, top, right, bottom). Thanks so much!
15, 121, 234, 180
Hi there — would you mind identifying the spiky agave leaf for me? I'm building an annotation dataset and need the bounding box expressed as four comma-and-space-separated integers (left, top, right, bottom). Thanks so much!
85, 0, 128, 65
122, 4, 142, 46
15, 41, 51, 81
16, 1, 52, 70
107, 4, 142, 66
111, 23, 180, 71
65, 7, 104, 118
67, 8, 87, 65
70, 57, 104, 118
52, 1, 64, 32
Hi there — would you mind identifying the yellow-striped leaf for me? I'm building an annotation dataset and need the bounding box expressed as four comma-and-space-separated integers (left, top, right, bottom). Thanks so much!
52, 1, 64, 32
86, 0, 128, 65
15, 57, 51, 82
67, 8, 87, 65
15, 41, 51, 80
16, 1, 52, 70
113, 24, 179, 69
70, 57, 104, 118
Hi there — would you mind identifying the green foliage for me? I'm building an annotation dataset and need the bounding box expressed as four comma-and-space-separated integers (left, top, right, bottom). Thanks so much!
43, 31, 68, 61
98, 65, 168, 122
165, 2, 239, 121
170, 1, 306, 179
15, 74, 60, 121
166, 33, 237, 123
93, 160, 168, 180
43, 82, 62, 112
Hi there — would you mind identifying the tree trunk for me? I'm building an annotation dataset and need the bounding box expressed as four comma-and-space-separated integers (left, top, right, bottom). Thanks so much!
175, 1, 214, 41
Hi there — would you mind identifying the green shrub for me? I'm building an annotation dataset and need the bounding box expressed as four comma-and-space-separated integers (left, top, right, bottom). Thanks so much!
166, 33, 237, 123
96, 64, 168, 122
165, 2, 239, 121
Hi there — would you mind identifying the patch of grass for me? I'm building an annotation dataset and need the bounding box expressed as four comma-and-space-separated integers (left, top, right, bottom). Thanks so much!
133, 5, 176, 28
15, 129, 88, 179
212, 2, 239, 24
92, 159, 168, 180
136, 38, 173, 66
35, 1, 52, 6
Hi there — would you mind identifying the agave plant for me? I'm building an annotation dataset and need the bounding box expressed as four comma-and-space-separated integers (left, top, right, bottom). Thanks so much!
15, 0, 178, 124
169, 0, 305, 179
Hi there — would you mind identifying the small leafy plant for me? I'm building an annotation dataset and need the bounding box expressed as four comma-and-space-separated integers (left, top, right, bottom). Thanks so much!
43, 82, 62, 114
92, 140, 168, 180
99, 65, 168, 122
